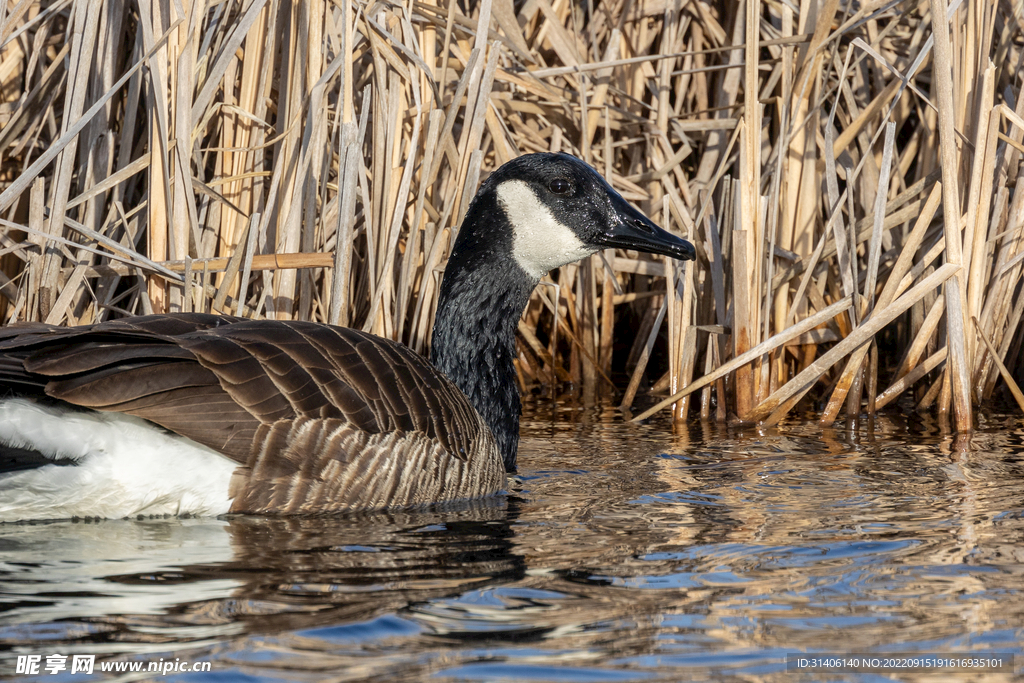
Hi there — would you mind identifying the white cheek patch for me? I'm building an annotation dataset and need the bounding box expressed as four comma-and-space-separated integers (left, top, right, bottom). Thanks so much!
497, 180, 597, 279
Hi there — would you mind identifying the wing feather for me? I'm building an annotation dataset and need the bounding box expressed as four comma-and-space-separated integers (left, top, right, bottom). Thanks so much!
0, 315, 488, 481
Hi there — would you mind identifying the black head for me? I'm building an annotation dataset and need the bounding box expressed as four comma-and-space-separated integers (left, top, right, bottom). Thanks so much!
455, 152, 696, 279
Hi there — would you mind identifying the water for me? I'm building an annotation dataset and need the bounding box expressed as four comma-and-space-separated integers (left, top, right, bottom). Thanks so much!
2, 403, 1023, 681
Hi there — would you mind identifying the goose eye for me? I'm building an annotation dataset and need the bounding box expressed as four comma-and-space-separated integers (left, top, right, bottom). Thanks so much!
548, 178, 571, 195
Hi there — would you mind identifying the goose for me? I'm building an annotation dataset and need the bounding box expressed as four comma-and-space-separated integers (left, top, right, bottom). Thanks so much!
0, 152, 695, 521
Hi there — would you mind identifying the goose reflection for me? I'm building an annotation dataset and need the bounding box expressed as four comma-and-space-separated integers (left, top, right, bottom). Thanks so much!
0, 498, 525, 654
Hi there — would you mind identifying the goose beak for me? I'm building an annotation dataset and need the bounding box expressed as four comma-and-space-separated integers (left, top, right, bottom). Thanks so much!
597, 192, 696, 261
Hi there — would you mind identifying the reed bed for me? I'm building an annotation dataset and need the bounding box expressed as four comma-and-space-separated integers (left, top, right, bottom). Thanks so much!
0, 0, 1021, 426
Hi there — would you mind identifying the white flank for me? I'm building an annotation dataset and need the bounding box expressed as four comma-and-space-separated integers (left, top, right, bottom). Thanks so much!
0, 399, 238, 522
497, 179, 596, 279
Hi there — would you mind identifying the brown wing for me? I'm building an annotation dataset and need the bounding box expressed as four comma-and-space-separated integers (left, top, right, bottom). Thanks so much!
0, 314, 484, 468
1, 314, 258, 460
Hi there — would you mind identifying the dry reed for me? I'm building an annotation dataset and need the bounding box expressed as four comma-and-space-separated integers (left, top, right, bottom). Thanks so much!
0, 0, 1021, 426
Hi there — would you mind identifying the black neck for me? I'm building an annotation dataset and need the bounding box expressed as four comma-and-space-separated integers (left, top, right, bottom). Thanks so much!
430, 198, 536, 472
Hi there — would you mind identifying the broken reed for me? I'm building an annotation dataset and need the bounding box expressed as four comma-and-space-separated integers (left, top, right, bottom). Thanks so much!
0, 0, 1022, 426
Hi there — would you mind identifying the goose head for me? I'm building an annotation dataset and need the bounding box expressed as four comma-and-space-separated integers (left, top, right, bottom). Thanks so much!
448, 152, 696, 281
432, 152, 696, 473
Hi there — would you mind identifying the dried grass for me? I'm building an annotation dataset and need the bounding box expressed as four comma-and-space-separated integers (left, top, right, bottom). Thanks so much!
0, 0, 1022, 425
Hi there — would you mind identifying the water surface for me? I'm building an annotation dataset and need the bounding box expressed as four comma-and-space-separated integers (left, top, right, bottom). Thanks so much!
2, 404, 1023, 681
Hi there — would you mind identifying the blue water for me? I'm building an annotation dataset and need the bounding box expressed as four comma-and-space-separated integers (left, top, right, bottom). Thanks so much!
1, 404, 1023, 681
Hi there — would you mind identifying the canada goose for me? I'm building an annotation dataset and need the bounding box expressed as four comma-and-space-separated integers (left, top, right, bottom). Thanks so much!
0, 152, 695, 521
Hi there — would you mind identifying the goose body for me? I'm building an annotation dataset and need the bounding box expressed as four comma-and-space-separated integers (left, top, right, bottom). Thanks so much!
0, 153, 694, 521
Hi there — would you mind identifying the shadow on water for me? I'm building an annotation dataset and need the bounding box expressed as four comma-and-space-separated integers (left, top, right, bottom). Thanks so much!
2, 403, 1024, 681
